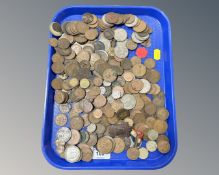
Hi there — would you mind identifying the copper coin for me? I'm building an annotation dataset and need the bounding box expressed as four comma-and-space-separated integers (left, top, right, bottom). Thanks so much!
107, 115, 119, 125
80, 99, 93, 113
153, 119, 168, 134
157, 140, 170, 154
133, 20, 147, 32
144, 58, 156, 69
157, 135, 169, 143
102, 103, 115, 118
127, 147, 139, 160
126, 39, 137, 50
103, 28, 114, 40
88, 112, 101, 124
122, 71, 135, 82
51, 63, 65, 74
97, 136, 113, 154
131, 56, 141, 66
113, 137, 125, 153
55, 114, 67, 126
103, 68, 117, 82
146, 69, 160, 83
70, 117, 84, 130
67, 129, 81, 145
105, 12, 119, 24
86, 133, 98, 146
82, 13, 94, 24
76, 21, 89, 34
69, 88, 85, 102
51, 78, 63, 90
48, 38, 58, 47
93, 77, 103, 86
157, 107, 169, 121
132, 64, 146, 78
144, 102, 157, 115
145, 116, 156, 129
55, 47, 72, 56
85, 29, 98, 40
54, 91, 68, 104
93, 109, 103, 119
52, 53, 64, 63
57, 38, 70, 49
133, 94, 145, 110
93, 95, 107, 108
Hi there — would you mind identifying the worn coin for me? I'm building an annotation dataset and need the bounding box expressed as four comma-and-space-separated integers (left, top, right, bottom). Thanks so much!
114, 28, 127, 41
113, 137, 125, 153
55, 114, 67, 126
114, 46, 128, 59
70, 117, 84, 130
67, 129, 81, 145
126, 39, 137, 50
121, 94, 136, 110
64, 145, 81, 163
132, 64, 146, 78
127, 147, 139, 160
138, 147, 149, 159
93, 95, 107, 108
153, 119, 168, 134
97, 136, 113, 154
146, 140, 157, 152
144, 58, 156, 69
56, 127, 71, 142
157, 140, 170, 153
157, 107, 169, 121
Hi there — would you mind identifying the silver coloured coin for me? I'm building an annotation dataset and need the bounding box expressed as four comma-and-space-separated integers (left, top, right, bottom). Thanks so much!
139, 79, 151, 93
146, 141, 157, 152
95, 50, 108, 61
107, 95, 114, 104
114, 28, 127, 42
121, 94, 136, 110
94, 41, 105, 51
87, 123, 97, 133
64, 145, 81, 163
131, 32, 143, 44
114, 46, 128, 58
59, 103, 71, 113
56, 127, 71, 142
100, 86, 106, 95
125, 15, 138, 27
103, 81, 111, 87
71, 42, 82, 55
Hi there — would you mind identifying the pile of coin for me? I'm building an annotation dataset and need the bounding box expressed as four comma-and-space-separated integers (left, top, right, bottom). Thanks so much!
49, 12, 170, 163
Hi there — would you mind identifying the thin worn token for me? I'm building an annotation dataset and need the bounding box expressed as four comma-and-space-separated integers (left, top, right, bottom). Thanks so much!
132, 64, 146, 77
87, 123, 97, 133
112, 86, 124, 99
70, 117, 84, 130
55, 114, 67, 126
49, 22, 62, 36
57, 127, 71, 142
157, 107, 169, 121
93, 95, 107, 108
93, 109, 103, 119
157, 140, 170, 153
127, 147, 139, 160
153, 120, 168, 134
139, 79, 151, 93
138, 148, 149, 159
144, 58, 156, 69
121, 94, 136, 110
146, 140, 157, 152
136, 47, 148, 58
87, 133, 98, 146
103, 68, 117, 82
59, 103, 71, 113
126, 39, 137, 50
85, 29, 98, 40
114, 28, 127, 41
67, 129, 81, 145
51, 78, 63, 90
147, 129, 159, 141
69, 78, 79, 88
122, 71, 135, 82
97, 136, 113, 154
144, 102, 157, 115
131, 79, 144, 91
80, 78, 90, 89
113, 137, 125, 153
64, 145, 81, 163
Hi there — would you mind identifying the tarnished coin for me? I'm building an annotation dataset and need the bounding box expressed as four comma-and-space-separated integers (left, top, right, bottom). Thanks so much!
94, 41, 105, 51
51, 78, 63, 90
157, 107, 169, 121
54, 91, 68, 104
71, 42, 82, 55
87, 133, 98, 146
113, 137, 125, 153
146, 140, 157, 152
49, 22, 62, 36
138, 147, 149, 159
114, 28, 127, 41
111, 100, 124, 112
139, 79, 151, 93
147, 129, 159, 141
157, 140, 170, 154
121, 59, 132, 70
80, 131, 90, 143
64, 145, 81, 163
145, 117, 156, 129
67, 129, 81, 145
97, 136, 114, 154
85, 29, 98, 40
93, 77, 103, 86
70, 117, 84, 130
121, 94, 136, 110
126, 39, 137, 50
122, 71, 135, 82
133, 20, 147, 32
87, 123, 97, 133
131, 56, 141, 65
132, 64, 146, 78
146, 69, 160, 83
112, 86, 124, 99
157, 135, 169, 143
127, 147, 139, 160
48, 38, 58, 47
153, 119, 168, 134
144, 58, 156, 69
69, 88, 85, 102
103, 28, 114, 40
51, 63, 65, 74
52, 53, 64, 63
131, 79, 144, 91
114, 46, 128, 59
79, 146, 93, 162
56, 127, 71, 142
57, 38, 70, 49
80, 99, 93, 113
80, 78, 90, 89
93, 95, 107, 108
144, 102, 156, 115
117, 109, 130, 120
103, 68, 117, 82
93, 109, 103, 119
55, 114, 67, 126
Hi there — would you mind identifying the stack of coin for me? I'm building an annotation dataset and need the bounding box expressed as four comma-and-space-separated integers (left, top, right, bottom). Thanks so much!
49, 12, 170, 163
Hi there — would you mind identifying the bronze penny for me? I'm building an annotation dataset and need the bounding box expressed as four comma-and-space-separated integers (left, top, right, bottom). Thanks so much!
51, 63, 65, 74
79, 99, 93, 113
49, 22, 62, 36
113, 137, 125, 153
146, 69, 160, 83
133, 94, 145, 110
157, 135, 169, 143
88, 113, 101, 124
82, 13, 94, 24
57, 38, 70, 49
51, 78, 63, 90
103, 28, 114, 40
133, 113, 146, 124
157, 107, 169, 121
93, 108, 103, 119
102, 103, 115, 118
74, 35, 88, 44
93, 95, 107, 108
61, 80, 72, 91
48, 38, 58, 47
127, 147, 139, 160
93, 77, 103, 86
131, 56, 141, 66
111, 100, 124, 112
65, 50, 76, 60
144, 58, 156, 69
126, 39, 137, 50
97, 136, 113, 154
144, 102, 157, 115
52, 53, 64, 63
153, 119, 168, 134
54, 90, 68, 104
76, 21, 89, 34
55, 47, 72, 56
105, 12, 119, 24
133, 20, 147, 32
67, 129, 81, 145
85, 29, 98, 40
70, 116, 84, 130
131, 79, 144, 91
87, 133, 98, 146
132, 64, 146, 78
157, 140, 170, 154
69, 88, 85, 102
145, 116, 156, 129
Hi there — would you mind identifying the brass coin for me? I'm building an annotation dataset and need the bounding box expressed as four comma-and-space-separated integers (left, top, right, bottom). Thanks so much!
144, 58, 156, 69
147, 129, 159, 141
85, 29, 98, 40
93, 95, 107, 108
144, 102, 157, 115
153, 119, 168, 134
93, 108, 103, 119
55, 47, 72, 56
127, 147, 139, 160
138, 147, 149, 159
133, 94, 145, 110
132, 64, 146, 78
97, 136, 113, 154
70, 117, 84, 130
157, 107, 169, 121
133, 112, 146, 124
51, 78, 63, 90
113, 137, 125, 153
55, 114, 67, 126
80, 78, 90, 89
157, 140, 170, 154
126, 39, 137, 50
67, 129, 81, 145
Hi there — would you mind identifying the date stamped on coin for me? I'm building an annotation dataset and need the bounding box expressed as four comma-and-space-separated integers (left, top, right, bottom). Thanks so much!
92, 148, 111, 159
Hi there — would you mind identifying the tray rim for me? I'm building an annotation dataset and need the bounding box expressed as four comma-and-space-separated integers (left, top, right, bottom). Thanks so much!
42, 5, 178, 170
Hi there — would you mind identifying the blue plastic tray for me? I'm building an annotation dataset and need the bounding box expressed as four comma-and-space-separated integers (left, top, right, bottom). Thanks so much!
42, 5, 177, 170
